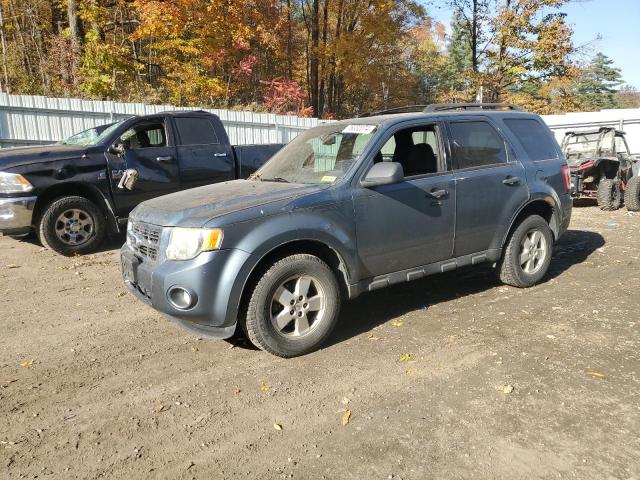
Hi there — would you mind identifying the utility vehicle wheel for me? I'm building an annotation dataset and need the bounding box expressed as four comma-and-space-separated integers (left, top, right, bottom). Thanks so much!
243, 254, 341, 357
37, 196, 106, 255
597, 179, 622, 211
624, 176, 640, 212
498, 215, 553, 288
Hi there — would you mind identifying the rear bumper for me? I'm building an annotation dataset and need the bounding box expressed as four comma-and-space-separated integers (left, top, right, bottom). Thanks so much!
121, 245, 254, 339
0, 196, 37, 236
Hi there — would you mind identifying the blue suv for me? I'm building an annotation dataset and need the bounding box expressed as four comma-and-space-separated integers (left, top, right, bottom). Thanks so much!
121, 104, 572, 357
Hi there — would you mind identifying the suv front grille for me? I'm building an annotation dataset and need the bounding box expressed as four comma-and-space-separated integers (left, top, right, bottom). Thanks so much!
128, 221, 162, 262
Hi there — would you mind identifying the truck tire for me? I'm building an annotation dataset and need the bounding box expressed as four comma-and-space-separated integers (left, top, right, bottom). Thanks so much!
597, 179, 622, 211
624, 176, 640, 212
243, 254, 341, 357
37, 196, 106, 256
498, 215, 554, 288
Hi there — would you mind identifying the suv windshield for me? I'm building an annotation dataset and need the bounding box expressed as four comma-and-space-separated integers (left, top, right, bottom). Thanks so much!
255, 123, 378, 184
58, 121, 124, 147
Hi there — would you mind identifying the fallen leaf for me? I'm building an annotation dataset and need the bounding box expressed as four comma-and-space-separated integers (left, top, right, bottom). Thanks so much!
390, 320, 403, 327
273, 423, 283, 431
19, 360, 33, 368
342, 410, 351, 426
399, 353, 412, 362
6, 264, 19, 269
588, 371, 605, 378
496, 384, 514, 394
406, 369, 414, 376
260, 382, 270, 393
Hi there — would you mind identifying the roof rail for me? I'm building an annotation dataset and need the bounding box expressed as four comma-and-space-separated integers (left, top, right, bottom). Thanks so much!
358, 105, 430, 118
423, 103, 524, 112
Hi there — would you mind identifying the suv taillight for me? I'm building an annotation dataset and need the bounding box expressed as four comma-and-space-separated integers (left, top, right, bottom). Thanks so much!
560, 164, 571, 192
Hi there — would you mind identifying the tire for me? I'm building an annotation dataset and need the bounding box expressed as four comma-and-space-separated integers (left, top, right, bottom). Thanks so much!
37, 196, 106, 255
242, 254, 341, 357
624, 176, 640, 212
597, 179, 622, 211
498, 215, 554, 288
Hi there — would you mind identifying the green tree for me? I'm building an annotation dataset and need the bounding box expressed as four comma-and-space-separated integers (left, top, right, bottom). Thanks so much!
576, 52, 624, 110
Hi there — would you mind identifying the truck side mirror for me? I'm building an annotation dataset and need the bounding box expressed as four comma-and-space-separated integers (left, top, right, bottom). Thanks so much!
108, 143, 125, 156
361, 162, 404, 187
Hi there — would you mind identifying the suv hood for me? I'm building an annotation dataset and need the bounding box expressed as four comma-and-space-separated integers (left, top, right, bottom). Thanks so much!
131, 179, 326, 227
0, 144, 88, 171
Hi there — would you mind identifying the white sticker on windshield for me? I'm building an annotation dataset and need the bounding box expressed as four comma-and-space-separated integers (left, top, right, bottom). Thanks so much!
342, 124, 376, 135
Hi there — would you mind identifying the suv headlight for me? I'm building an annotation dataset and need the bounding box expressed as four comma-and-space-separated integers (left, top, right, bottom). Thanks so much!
0, 172, 34, 194
165, 227, 223, 260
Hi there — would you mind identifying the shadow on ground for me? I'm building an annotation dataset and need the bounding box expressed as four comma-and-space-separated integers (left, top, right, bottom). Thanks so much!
18, 233, 126, 255
325, 229, 605, 348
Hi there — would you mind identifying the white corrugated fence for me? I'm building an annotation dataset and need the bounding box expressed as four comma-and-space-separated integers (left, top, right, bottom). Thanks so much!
0, 93, 320, 147
1, 93, 639, 153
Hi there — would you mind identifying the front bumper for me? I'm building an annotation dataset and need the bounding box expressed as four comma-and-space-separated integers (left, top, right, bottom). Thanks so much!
0, 196, 37, 236
121, 244, 254, 339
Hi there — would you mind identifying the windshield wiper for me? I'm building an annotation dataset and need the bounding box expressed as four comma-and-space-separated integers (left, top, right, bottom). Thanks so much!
261, 176, 290, 183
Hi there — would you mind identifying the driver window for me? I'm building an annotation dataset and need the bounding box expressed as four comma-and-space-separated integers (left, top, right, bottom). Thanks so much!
120, 121, 167, 149
373, 125, 441, 178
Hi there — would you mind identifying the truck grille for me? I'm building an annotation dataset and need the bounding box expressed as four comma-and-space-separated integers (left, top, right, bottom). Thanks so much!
128, 221, 162, 262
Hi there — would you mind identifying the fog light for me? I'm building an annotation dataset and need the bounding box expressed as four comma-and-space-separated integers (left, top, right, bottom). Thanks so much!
167, 287, 197, 310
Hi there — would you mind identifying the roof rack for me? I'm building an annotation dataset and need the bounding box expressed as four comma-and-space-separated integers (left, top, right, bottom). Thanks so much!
423, 103, 524, 112
358, 105, 430, 118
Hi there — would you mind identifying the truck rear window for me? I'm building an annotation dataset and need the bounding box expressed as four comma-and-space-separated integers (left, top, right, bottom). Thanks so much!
504, 119, 558, 161
175, 117, 219, 146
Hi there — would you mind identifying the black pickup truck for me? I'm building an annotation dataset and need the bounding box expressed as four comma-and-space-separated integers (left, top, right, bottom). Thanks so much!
0, 111, 283, 254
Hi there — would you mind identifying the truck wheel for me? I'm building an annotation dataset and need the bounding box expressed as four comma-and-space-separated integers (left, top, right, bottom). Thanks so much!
243, 254, 341, 357
597, 179, 622, 211
37, 196, 106, 256
498, 215, 553, 288
624, 176, 640, 211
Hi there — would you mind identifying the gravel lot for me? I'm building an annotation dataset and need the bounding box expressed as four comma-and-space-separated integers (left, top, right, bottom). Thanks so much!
1, 206, 639, 479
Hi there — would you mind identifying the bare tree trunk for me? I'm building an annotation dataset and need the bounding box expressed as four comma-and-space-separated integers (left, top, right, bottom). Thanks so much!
0, 2, 10, 93
67, 0, 81, 86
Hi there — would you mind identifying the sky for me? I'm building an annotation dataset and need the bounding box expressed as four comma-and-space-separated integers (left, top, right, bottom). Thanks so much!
427, 0, 640, 88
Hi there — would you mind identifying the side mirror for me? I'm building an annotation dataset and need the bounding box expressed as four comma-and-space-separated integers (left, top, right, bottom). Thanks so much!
361, 162, 404, 187
108, 143, 125, 156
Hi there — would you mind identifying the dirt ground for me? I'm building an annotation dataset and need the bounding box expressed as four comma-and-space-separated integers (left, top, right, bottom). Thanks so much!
1, 206, 639, 480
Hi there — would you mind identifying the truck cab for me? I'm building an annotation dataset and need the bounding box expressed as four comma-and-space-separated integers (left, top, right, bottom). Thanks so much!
0, 111, 282, 254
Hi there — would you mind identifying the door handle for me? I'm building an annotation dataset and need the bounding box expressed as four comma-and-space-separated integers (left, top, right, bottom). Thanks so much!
502, 176, 521, 186
213, 153, 228, 157
156, 155, 174, 162
426, 188, 448, 199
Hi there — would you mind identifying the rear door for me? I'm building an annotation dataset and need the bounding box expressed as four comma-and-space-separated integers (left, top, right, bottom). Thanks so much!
446, 117, 529, 256
172, 116, 234, 189
107, 116, 180, 216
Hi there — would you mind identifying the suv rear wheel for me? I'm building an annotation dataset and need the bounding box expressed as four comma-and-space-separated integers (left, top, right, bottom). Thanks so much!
498, 215, 553, 288
243, 254, 341, 357
37, 196, 106, 256
624, 176, 640, 212
597, 179, 622, 211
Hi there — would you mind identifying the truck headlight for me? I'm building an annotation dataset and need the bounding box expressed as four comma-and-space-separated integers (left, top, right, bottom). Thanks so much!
165, 227, 223, 260
0, 172, 34, 194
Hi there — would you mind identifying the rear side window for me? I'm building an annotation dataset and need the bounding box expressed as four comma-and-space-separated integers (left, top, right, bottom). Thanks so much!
449, 121, 507, 169
174, 117, 219, 145
504, 119, 558, 161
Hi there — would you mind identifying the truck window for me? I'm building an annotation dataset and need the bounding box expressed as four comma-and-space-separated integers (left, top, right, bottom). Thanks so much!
174, 117, 219, 145
449, 121, 507, 169
374, 125, 441, 177
120, 121, 167, 149
503, 118, 558, 161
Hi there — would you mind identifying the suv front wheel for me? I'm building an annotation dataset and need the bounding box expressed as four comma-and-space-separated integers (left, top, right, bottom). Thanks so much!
498, 215, 553, 288
243, 254, 342, 357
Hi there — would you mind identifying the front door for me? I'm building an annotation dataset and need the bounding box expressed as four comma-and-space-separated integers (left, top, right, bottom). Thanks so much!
354, 123, 456, 277
446, 118, 529, 256
107, 117, 180, 217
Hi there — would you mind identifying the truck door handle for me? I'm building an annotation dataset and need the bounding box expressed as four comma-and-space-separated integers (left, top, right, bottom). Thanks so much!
502, 176, 521, 186
427, 188, 448, 199
213, 153, 227, 157
156, 155, 174, 163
